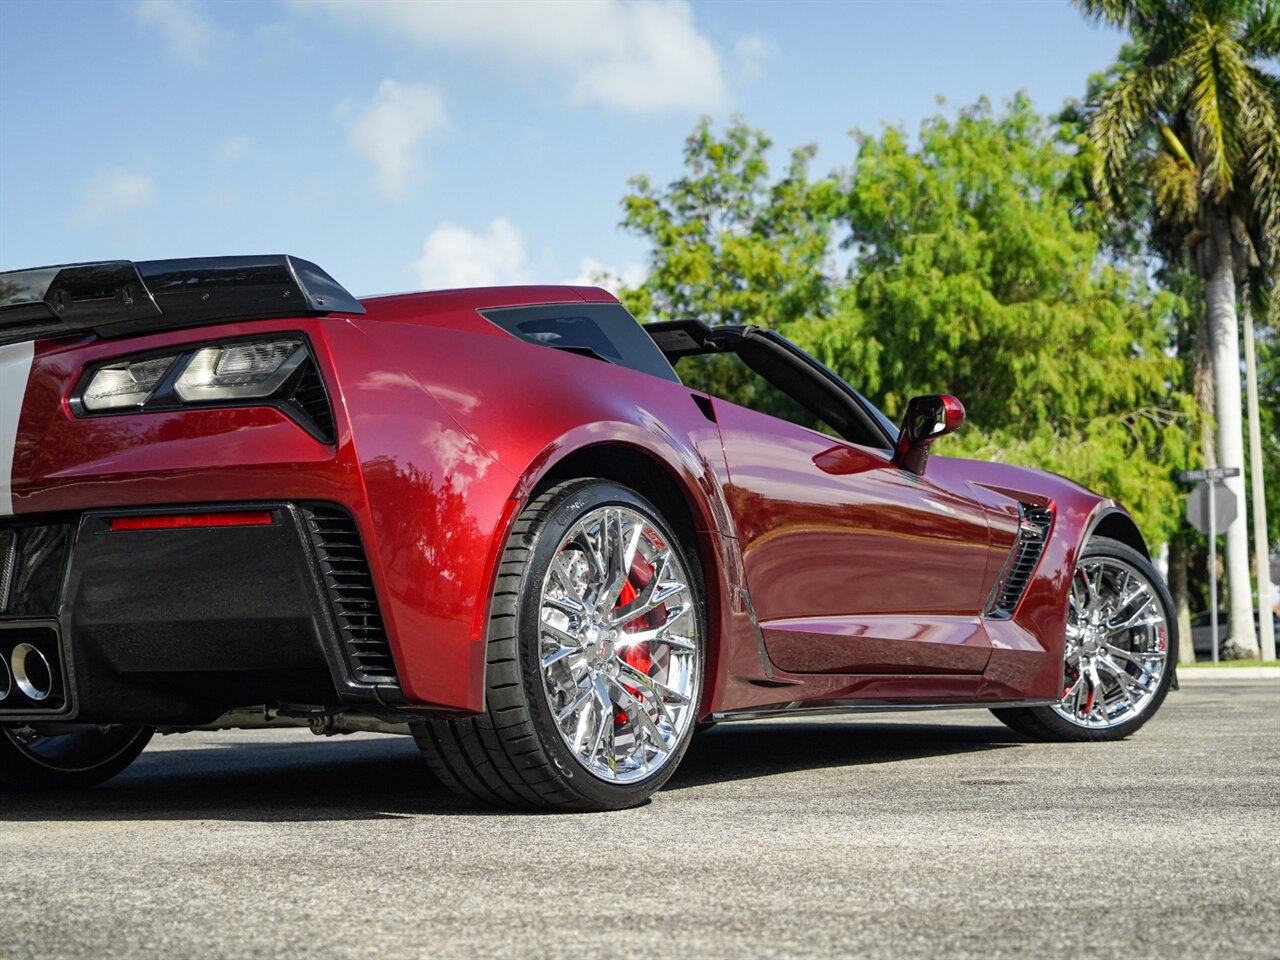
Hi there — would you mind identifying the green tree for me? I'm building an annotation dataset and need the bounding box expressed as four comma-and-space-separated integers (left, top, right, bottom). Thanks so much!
1074, 0, 1279, 655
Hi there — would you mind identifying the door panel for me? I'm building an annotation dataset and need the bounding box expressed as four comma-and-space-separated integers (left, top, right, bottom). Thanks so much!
713, 399, 994, 675
759, 616, 989, 674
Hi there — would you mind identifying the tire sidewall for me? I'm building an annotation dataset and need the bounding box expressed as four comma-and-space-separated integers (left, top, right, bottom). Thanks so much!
0, 726, 152, 792
510, 480, 705, 809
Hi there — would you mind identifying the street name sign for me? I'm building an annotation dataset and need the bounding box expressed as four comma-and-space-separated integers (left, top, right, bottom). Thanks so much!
1179, 467, 1241, 482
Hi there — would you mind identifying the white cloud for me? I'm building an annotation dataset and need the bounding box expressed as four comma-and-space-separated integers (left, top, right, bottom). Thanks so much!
215, 135, 252, 162
564, 257, 646, 295
734, 34, 778, 81
296, 0, 728, 113
76, 169, 156, 226
566, 2, 724, 112
335, 80, 449, 201
133, 0, 223, 67
410, 218, 530, 290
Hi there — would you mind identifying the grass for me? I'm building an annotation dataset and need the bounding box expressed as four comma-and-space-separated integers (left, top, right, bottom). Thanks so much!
1180, 660, 1280, 668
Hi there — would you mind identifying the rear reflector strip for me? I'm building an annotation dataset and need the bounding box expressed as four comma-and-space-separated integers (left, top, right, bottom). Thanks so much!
109, 511, 274, 532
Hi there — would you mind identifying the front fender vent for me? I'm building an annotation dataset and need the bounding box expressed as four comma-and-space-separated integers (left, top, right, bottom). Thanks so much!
986, 505, 1054, 619
304, 506, 398, 686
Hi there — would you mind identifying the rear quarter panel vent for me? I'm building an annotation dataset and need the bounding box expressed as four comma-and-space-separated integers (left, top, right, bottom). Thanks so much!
303, 506, 398, 686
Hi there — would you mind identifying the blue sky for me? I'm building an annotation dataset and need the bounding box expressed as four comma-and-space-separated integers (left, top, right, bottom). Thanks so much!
0, 0, 1126, 298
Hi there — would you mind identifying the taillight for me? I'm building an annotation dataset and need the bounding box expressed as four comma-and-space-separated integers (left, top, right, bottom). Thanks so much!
173, 339, 305, 403
71, 335, 334, 442
81, 354, 180, 411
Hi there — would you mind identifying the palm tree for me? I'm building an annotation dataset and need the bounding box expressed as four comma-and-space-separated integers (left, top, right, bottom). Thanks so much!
1077, 0, 1279, 657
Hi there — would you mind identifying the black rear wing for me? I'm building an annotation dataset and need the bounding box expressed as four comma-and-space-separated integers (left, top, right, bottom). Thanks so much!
0, 255, 365, 347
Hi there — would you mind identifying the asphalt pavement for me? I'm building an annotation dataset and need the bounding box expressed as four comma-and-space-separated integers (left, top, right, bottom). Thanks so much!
2, 679, 1277, 960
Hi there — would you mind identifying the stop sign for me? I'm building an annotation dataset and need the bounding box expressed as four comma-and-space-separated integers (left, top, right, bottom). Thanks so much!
1187, 481, 1237, 536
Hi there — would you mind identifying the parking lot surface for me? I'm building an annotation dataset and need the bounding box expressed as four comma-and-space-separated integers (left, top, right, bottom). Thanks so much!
2, 680, 1277, 960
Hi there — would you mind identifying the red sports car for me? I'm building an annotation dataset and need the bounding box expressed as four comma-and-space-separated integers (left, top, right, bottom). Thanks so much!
0, 255, 1177, 810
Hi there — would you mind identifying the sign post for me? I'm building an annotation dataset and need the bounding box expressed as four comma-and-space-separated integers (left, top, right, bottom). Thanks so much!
1182, 467, 1241, 664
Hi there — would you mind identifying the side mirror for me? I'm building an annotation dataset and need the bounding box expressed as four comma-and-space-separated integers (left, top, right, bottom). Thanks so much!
893, 394, 965, 475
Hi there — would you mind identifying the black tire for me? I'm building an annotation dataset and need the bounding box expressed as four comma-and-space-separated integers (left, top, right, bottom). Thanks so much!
991, 536, 1177, 742
0, 725, 153, 791
414, 479, 706, 811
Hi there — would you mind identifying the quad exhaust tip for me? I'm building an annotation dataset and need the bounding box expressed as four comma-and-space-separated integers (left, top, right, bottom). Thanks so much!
11, 643, 53, 702
0, 654, 10, 702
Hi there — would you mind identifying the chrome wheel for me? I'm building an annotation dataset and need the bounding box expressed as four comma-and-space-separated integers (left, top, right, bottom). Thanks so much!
537, 504, 700, 784
1051, 555, 1169, 729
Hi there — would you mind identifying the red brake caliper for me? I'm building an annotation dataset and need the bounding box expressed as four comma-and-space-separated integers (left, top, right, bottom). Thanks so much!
613, 555, 659, 724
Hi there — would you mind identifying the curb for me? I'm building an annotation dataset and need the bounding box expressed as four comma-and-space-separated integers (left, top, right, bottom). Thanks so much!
1176, 667, 1280, 682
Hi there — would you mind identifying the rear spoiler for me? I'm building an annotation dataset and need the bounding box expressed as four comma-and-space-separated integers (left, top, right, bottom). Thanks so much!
0, 255, 365, 347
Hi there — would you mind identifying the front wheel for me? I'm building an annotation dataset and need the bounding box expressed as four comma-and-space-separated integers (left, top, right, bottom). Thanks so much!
992, 536, 1176, 742
415, 479, 706, 811
0, 725, 153, 791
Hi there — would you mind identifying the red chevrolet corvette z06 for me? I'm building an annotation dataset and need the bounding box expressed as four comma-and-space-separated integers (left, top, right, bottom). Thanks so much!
0, 256, 1177, 810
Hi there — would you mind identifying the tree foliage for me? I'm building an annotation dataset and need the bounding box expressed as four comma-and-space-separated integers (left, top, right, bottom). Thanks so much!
619, 118, 840, 327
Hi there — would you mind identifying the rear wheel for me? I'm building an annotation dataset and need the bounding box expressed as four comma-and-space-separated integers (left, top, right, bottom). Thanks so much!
0, 725, 153, 791
992, 536, 1176, 742
415, 479, 705, 811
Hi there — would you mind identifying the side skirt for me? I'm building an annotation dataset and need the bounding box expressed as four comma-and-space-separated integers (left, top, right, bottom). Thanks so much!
710, 699, 1058, 723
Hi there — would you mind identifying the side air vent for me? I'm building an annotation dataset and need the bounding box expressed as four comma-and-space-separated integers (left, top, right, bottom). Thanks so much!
986, 505, 1054, 619
287, 359, 335, 443
304, 506, 398, 686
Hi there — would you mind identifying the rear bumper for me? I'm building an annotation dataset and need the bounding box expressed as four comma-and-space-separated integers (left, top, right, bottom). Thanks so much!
10, 316, 527, 716
0, 502, 402, 725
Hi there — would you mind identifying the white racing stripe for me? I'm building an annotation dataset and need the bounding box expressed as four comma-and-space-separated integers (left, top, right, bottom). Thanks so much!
0, 341, 36, 516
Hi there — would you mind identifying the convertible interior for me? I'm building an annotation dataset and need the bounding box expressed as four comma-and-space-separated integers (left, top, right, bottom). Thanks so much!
644, 319, 895, 449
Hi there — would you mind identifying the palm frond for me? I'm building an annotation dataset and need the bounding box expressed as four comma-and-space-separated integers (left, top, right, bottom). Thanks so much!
1088, 60, 1177, 205
1240, 1, 1280, 58
1073, 0, 1143, 27
1073, 0, 1181, 34
1184, 20, 1242, 199
1238, 65, 1280, 255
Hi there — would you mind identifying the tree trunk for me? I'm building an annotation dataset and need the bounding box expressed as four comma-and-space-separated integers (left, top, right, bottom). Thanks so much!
1242, 294, 1276, 661
1170, 534, 1196, 664
1195, 308, 1216, 471
1204, 211, 1259, 657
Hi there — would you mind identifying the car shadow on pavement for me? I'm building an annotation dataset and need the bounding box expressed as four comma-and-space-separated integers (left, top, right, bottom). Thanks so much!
0, 720, 1026, 822
0, 735, 445, 823
666, 719, 1024, 790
